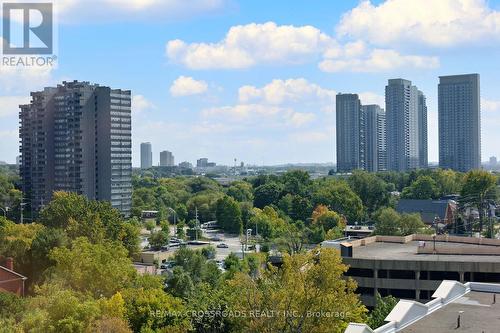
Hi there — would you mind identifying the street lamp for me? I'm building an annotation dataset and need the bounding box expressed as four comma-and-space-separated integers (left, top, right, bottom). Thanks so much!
167, 207, 177, 235
0, 206, 9, 218
432, 234, 437, 254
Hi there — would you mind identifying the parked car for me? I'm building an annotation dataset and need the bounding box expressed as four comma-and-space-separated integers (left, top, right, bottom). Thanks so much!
160, 261, 175, 269
217, 243, 229, 248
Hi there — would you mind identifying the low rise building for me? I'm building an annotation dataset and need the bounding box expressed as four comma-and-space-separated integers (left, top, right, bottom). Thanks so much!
396, 199, 457, 225
338, 234, 500, 307
0, 257, 27, 296
345, 280, 500, 333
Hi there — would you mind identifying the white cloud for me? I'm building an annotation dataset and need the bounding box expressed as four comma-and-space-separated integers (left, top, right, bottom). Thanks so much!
202, 104, 284, 121
166, 21, 335, 69
482, 98, 500, 112
480, 98, 500, 161
0, 39, 54, 94
202, 104, 315, 128
286, 112, 316, 127
238, 78, 336, 104
0, 129, 18, 164
336, 0, 500, 47
166, 21, 440, 72
289, 130, 331, 143
170, 76, 208, 97
0, 96, 30, 117
359, 92, 385, 107
56, 0, 226, 23
132, 94, 156, 113
319, 49, 439, 73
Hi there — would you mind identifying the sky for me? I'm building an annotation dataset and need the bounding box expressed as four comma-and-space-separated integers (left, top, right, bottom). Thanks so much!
1, 0, 500, 167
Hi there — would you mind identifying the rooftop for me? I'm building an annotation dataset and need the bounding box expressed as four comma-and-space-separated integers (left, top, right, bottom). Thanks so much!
344, 280, 500, 333
400, 290, 499, 333
396, 199, 454, 224
352, 240, 500, 262
342, 234, 500, 263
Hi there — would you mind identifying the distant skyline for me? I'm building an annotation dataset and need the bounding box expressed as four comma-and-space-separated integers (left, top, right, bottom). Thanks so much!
2, 0, 500, 166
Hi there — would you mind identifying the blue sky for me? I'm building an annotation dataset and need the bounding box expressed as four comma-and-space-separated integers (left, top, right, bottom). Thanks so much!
1, 0, 500, 166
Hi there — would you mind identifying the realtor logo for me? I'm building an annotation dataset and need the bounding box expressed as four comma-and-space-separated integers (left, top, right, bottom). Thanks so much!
2, 2, 53, 54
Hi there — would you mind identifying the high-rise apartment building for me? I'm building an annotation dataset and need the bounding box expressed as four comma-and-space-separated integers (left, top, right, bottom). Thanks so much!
362, 105, 387, 172
336, 93, 365, 172
418, 91, 428, 168
376, 110, 387, 172
140, 142, 152, 169
19, 81, 132, 216
196, 158, 208, 168
160, 150, 175, 166
385, 79, 424, 171
438, 74, 481, 172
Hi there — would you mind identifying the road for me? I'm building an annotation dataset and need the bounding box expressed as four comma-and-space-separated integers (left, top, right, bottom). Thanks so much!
201, 228, 243, 260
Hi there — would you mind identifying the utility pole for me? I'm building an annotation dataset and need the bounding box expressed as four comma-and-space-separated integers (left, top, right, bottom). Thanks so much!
0, 207, 8, 218
168, 207, 177, 236
20, 198, 24, 224
195, 206, 199, 241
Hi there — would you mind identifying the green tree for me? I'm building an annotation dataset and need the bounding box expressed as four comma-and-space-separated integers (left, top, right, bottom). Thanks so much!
0, 292, 25, 320
167, 267, 195, 299
216, 196, 243, 234
227, 248, 366, 333
367, 293, 398, 329
176, 221, 186, 239
148, 230, 169, 250
144, 220, 156, 232
280, 169, 311, 196
461, 170, 498, 234
401, 175, 439, 199
0, 219, 43, 284
248, 206, 287, 240
223, 253, 243, 278
373, 207, 401, 236
186, 192, 223, 222
49, 238, 136, 298
399, 213, 426, 236
348, 170, 390, 214
0, 169, 22, 221
187, 283, 236, 333
29, 227, 69, 285
289, 195, 313, 222
311, 205, 346, 231
373, 208, 426, 236
276, 224, 309, 254
431, 169, 463, 196
253, 182, 283, 208
226, 181, 254, 202
39, 192, 140, 255
122, 286, 190, 332
187, 177, 221, 193
201, 245, 216, 259
21, 284, 107, 333
312, 179, 364, 223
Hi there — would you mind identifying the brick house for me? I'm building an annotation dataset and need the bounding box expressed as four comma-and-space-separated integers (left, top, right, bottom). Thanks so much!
0, 257, 27, 296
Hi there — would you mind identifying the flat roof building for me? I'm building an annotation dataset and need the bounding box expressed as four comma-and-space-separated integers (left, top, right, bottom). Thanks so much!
386, 79, 426, 171
159, 150, 174, 167
140, 142, 153, 169
363, 105, 387, 172
345, 280, 500, 333
19, 81, 132, 216
340, 234, 500, 307
438, 74, 481, 172
336, 93, 364, 172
